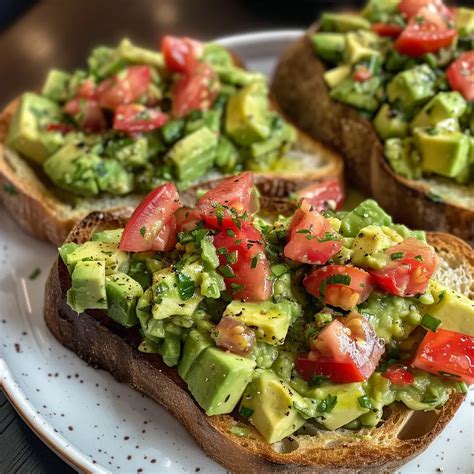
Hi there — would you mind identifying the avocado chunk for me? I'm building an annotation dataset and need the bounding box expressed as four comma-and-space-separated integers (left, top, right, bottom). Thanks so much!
152, 265, 203, 320
223, 300, 292, 346
42, 69, 71, 102
308, 383, 369, 430
64, 241, 128, 275
362, 0, 400, 21
225, 82, 271, 146
96, 159, 134, 195
117, 38, 164, 68
67, 260, 107, 313
330, 77, 381, 112
185, 346, 256, 416
166, 126, 217, 183
351, 225, 403, 269
411, 92, 467, 130
323, 65, 352, 88
203, 43, 234, 68
386, 65, 436, 111
312, 33, 346, 63
178, 329, 214, 380
344, 31, 381, 65
384, 137, 421, 179
339, 199, 392, 237
7, 92, 63, 164
373, 104, 409, 140
105, 272, 143, 327
105, 136, 149, 168
320, 13, 371, 32
414, 127, 470, 179
456, 7, 474, 34
240, 370, 305, 443
92, 229, 124, 245
423, 281, 474, 337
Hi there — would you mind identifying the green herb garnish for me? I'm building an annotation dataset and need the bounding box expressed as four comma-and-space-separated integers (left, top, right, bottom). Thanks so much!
358, 395, 372, 409
318, 394, 337, 413
239, 406, 254, 418
29, 268, 41, 280
421, 313, 442, 332
390, 252, 404, 260
139, 226, 146, 237
219, 264, 235, 278
176, 272, 195, 300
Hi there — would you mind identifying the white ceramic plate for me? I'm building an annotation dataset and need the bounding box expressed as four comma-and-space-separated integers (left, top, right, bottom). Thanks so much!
0, 30, 472, 474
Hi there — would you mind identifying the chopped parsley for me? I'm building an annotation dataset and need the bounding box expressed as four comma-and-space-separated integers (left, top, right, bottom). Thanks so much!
239, 406, 254, 418
226, 229, 236, 238
219, 264, 235, 278
318, 232, 339, 242
320, 274, 351, 297
176, 272, 195, 300
309, 375, 328, 387
28, 267, 41, 280
318, 394, 337, 413
3, 184, 17, 195
390, 252, 404, 260
139, 226, 146, 237
251, 255, 258, 269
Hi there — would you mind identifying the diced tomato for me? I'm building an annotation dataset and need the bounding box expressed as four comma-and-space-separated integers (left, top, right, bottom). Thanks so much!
353, 66, 373, 82
397, 0, 453, 21
382, 365, 415, 386
296, 315, 384, 383
197, 172, 258, 230
304, 264, 373, 310
113, 104, 168, 133
295, 178, 344, 212
77, 78, 97, 100
413, 329, 474, 385
284, 199, 342, 265
370, 238, 438, 297
213, 222, 271, 302
172, 63, 220, 118
371, 22, 404, 38
447, 51, 474, 101
395, 6, 457, 57
175, 207, 202, 233
119, 183, 181, 252
63, 98, 106, 133
46, 123, 75, 134
161, 35, 203, 74
214, 317, 256, 356
96, 65, 152, 110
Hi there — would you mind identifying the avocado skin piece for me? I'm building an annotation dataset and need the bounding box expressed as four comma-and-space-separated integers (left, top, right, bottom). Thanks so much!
422, 281, 474, 337
320, 13, 371, 32
340, 199, 392, 237
166, 126, 218, 183
312, 33, 346, 64
178, 329, 214, 380
240, 369, 305, 443
105, 272, 143, 328
67, 260, 107, 313
374, 104, 409, 140
330, 77, 381, 112
387, 65, 436, 111
185, 346, 256, 416
42, 69, 71, 102
225, 82, 271, 146
414, 127, 470, 179
411, 92, 467, 130
7, 92, 63, 164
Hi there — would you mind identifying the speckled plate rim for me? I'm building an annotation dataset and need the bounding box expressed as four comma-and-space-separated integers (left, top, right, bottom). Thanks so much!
0, 29, 303, 474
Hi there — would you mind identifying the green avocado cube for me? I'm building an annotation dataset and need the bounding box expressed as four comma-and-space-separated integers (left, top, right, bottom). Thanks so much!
87, 46, 125, 79
223, 300, 292, 346
387, 65, 436, 111
411, 92, 467, 130
92, 229, 124, 245
323, 64, 352, 88
106, 137, 149, 168
117, 38, 164, 68
7, 92, 63, 164
105, 272, 143, 327
320, 13, 371, 32
178, 329, 214, 380
96, 159, 134, 195
225, 82, 271, 146
42, 69, 71, 102
312, 33, 346, 63
373, 104, 409, 140
456, 7, 474, 34
330, 77, 381, 112
362, 0, 400, 21
67, 260, 107, 313
339, 199, 392, 237
240, 370, 305, 443
185, 346, 256, 416
59, 242, 80, 274
414, 127, 470, 178
384, 137, 421, 180
344, 31, 381, 65
166, 126, 217, 183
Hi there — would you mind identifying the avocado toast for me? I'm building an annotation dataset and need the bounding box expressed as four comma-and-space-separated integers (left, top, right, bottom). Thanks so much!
0, 36, 342, 246
271, 1, 474, 244
45, 172, 473, 472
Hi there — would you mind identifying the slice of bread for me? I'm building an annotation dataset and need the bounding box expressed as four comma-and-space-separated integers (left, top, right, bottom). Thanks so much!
0, 90, 343, 246
44, 209, 471, 473
271, 27, 474, 245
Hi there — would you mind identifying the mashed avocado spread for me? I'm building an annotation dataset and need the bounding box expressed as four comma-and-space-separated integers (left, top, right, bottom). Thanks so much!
312, 1, 474, 196
7, 37, 297, 197
59, 175, 472, 444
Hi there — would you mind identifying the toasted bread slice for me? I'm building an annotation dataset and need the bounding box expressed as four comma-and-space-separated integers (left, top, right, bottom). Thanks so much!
0, 91, 343, 246
44, 209, 471, 473
271, 27, 474, 245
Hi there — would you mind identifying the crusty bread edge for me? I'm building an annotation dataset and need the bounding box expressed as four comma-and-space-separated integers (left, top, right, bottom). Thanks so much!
44, 211, 468, 473
270, 27, 474, 245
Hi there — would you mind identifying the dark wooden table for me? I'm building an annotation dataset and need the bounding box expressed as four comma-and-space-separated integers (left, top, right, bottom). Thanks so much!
0, 0, 358, 471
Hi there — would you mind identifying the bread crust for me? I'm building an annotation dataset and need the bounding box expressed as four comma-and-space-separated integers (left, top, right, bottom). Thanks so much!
271, 27, 474, 245
0, 90, 343, 246
44, 211, 469, 473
